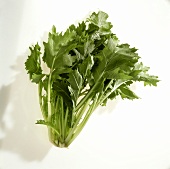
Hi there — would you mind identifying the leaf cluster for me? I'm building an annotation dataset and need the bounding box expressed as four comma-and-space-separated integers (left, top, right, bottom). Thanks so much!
25, 11, 159, 147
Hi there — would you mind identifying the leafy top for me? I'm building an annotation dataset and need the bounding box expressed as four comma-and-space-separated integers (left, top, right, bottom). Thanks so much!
25, 10, 159, 109
25, 10, 159, 148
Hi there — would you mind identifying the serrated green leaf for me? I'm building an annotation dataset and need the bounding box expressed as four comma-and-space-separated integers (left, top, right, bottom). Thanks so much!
43, 27, 76, 68
68, 69, 82, 106
104, 68, 133, 80
141, 74, 159, 86
70, 21, 86, 36
84, 40, 95, 56
78, 54, 94, 78
88, 11, 113, 33
92, 38, 134, 82
36, 120, 60, 135
25, 43, 43, 83
108, 90, 119, 100
53, 80, 72, 107
54, 43, 77, 67
118, 85, 139, 100
31, 73, 45, 84
130, 62, 159, 86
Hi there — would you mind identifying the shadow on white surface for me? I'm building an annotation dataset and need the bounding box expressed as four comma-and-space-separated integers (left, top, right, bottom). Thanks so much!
0, 85, 11, 135
0, 52, 51, 161
95, 98, 120, 115
0, 1, 52, 160
165, 0, 170, 6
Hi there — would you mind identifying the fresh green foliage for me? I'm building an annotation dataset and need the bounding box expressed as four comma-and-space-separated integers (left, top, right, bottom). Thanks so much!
25, 11, 159, 148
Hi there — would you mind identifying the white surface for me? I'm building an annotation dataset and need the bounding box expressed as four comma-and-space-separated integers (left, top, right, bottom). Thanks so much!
0, 0, 170, 169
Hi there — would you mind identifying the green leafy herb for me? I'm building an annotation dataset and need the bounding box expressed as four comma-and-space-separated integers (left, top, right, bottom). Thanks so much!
25, 11, 159, 148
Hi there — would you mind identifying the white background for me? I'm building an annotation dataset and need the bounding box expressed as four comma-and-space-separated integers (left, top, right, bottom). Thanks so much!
0, 0, 170, 169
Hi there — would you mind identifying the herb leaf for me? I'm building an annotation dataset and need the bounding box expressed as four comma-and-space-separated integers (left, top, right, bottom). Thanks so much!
68, 69, 83, 106
25, 43, 44, 84
25, 10, 159, 148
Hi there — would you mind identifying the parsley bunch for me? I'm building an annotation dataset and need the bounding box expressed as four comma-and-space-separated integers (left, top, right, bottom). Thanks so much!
25, 11, 159, 148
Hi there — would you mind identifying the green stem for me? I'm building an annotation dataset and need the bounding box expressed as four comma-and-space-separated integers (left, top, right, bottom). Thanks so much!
47, 74, 52, 121
64, 107, 69, 137
47, 71, 52, 140
38, 82, 46, 119
96, 80, 128, 109
47, 58, 56, 142
75, 74, 104, 112
65, 98, 91, 144
60, 96, 65, 141
104, 79, 114, 92
54, 96, 60, 139
67, 94, 99, 146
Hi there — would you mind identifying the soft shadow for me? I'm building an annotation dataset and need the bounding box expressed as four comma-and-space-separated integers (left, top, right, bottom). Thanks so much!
0, 85, 11, 132
166, 0, 170, 4
0, 0, 51, 162
0, 51, 51, 161
96, 97, 120, 115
